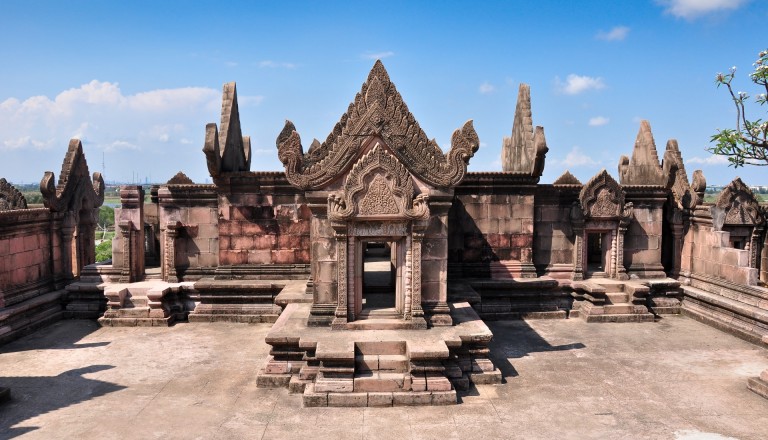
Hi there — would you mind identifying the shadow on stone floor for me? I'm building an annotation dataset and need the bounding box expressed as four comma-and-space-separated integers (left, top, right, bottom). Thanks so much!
0, 320, 109, 354
487, 320, 586, 379
0, 365, 125, 439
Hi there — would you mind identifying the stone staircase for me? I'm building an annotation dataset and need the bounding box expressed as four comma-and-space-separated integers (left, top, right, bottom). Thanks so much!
98, 281, 190, 326
353, 341, 409, 393
571, 280, 654, 323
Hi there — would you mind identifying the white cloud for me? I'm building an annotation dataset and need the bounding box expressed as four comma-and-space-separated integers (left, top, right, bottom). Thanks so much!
588, 116, 610, 126
556, 146, 600, 168
596, 26, 630, 41
361, 51, 395, 60
225, 61, 239, 68
258, 60, 297, 69
686, 154, 730, 165
479, 82, 496, 95
657, 0, 748, 19
556, 74, 606, 95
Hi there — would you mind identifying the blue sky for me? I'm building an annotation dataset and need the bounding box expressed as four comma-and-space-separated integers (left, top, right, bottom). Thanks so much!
0, 0, 765, 186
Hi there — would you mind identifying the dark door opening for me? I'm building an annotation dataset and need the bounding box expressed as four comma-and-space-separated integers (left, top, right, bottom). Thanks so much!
362, 241, 396, 315
587, 232, 609, 276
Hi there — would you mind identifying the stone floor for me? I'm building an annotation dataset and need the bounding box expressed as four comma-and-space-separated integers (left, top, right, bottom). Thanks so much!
1, 316, 767, 440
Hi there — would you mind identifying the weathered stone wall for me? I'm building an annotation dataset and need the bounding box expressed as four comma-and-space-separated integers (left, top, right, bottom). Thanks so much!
216, 174, 310, 268
623, 188, 666, 278
533, 185, 579, 280
449, 174, 536, 279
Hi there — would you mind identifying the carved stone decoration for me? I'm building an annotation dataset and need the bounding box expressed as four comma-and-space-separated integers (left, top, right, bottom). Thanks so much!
691, 170, 706, 203
662, 139, 700, 210
276, 61, 479, 190
553, 171, 582, 186
715, 178, 764, 226
203, 82, 251, 178
40, 139, 105, 213
618, 120, 665, 186
579, 170, 624, 219
0, 178, 27, 211
167, 171, 194, 185
328, 145, 429, 221
501, 83, 548, 177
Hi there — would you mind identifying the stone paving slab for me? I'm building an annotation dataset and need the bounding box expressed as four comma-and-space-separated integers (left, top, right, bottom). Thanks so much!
0, 316, 767, 439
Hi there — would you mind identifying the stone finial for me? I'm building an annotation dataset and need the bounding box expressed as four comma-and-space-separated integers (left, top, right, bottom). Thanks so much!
203, 82, 251, 178
501, 84, 548, 177
618, 120, 665, 186
691, 170, 706, 202
553, 170, 582, 186
276, 60, 479, 190
167, 171, 194, 185
40, 138, 105, 212
0, 178, 28, 211
662, 139, 700, 209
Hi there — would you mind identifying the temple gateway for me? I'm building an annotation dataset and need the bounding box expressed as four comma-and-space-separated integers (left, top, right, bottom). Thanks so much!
2, 61, 768, 406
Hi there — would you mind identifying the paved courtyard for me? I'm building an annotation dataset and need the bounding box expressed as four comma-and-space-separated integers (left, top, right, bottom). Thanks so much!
1, 316, 767, 440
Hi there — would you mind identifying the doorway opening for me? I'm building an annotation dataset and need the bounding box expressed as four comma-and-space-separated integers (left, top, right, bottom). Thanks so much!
361, 241, 397, 317
586, 232, 610, 277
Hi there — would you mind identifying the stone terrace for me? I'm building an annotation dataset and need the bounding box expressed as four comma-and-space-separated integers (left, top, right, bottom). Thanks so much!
1, 316, 767, 439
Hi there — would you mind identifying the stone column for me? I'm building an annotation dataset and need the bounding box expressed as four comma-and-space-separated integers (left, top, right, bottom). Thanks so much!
750, 226, 763, 269
671, 222, 684, 278
331, 225, 348, 329
118, 220, 134, 283
617, 222, 629, 280
164, 222, 181, 283
411, 231, 424, 319
60, 212, 77, 280
572, 229, 584, 281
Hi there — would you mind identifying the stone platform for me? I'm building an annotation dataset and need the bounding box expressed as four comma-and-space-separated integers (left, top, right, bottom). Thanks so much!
2, 317, 768, 439
257, 301, 502, 407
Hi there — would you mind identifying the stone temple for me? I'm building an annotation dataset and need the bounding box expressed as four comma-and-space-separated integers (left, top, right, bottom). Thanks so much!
2, 61, 768, 408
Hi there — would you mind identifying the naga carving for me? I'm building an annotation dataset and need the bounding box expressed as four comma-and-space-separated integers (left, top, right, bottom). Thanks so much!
715, 178, 764, 226
277, 60, 479, 190
40, 138, 104, 213
328, 145, 429, 221
0, 178, 28, 211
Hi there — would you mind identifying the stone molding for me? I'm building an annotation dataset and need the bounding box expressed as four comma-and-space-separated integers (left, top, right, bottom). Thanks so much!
0, 178, 27, 211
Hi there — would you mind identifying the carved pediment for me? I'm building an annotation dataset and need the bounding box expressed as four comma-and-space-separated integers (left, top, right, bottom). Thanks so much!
203, 82, 251, 178
715, 178, 764, 226
0, 178, 27, 211
328, 144, 428, 221
40, 139, 104, 213
580, 170, 625, 219
277, 61, 479, 190
553, 170, 582, 186
167, 171, 194, 185
619, 120, 665, 186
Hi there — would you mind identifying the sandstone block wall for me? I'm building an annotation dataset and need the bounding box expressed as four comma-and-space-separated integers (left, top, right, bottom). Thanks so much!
623, 190, 666, 278
0, 209, 60, 307
533, 186, 578, 279
689, 223, 757, 286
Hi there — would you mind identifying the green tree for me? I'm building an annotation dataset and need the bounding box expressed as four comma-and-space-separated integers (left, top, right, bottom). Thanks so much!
95, 240, 112, 262
710, 49, 768, 167
97, 206, 115, 240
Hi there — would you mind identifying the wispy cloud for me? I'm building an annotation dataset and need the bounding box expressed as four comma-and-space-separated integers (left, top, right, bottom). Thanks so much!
225, 61, 239, 68
686, 154, 730, 165
588, 116, 610, 126
596, 26, 630, 41
657, 0, 748, 20
552, 146, 601, 168
361, 51, 395, 60
479, 82, 496, 95
258, 60, 297, 69
555, 74, 606, 95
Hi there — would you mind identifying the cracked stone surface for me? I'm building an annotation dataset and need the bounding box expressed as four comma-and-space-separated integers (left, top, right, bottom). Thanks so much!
1, 316, 767, 439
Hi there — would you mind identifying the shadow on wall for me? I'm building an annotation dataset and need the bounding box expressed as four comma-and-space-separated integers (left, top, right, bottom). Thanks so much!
448, 198, 498, 278
175, 228, 200, 280
0, 320, 109, 354
0, 365, 125, 438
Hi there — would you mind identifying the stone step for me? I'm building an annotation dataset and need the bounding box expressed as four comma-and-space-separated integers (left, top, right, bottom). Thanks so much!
125, 296, 149, 307
603, 304, 635, 314
355, 341, 406, 356
599, 283, 625, 294
605, 292, 629, 304
353, 372, 406, 392
346, 319, 418, 330
355, 354, 409, 372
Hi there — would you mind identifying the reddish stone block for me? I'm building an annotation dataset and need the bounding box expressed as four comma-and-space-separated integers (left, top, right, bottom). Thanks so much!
230, 236, 253, 250
219, 236, 230, 250
248, 250, 272, 264
220, 250, 247, 265
253, 235, 277, 250
298, 204, 312, 220
271, 249, 297, 264
241, 222, 267, 236
295, 249, 311, 264
278, 234, 303, 249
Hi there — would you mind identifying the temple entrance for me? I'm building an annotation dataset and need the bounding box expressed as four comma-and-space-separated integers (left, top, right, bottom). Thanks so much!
361, 241, 396, 317
586, 231, 611, 277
